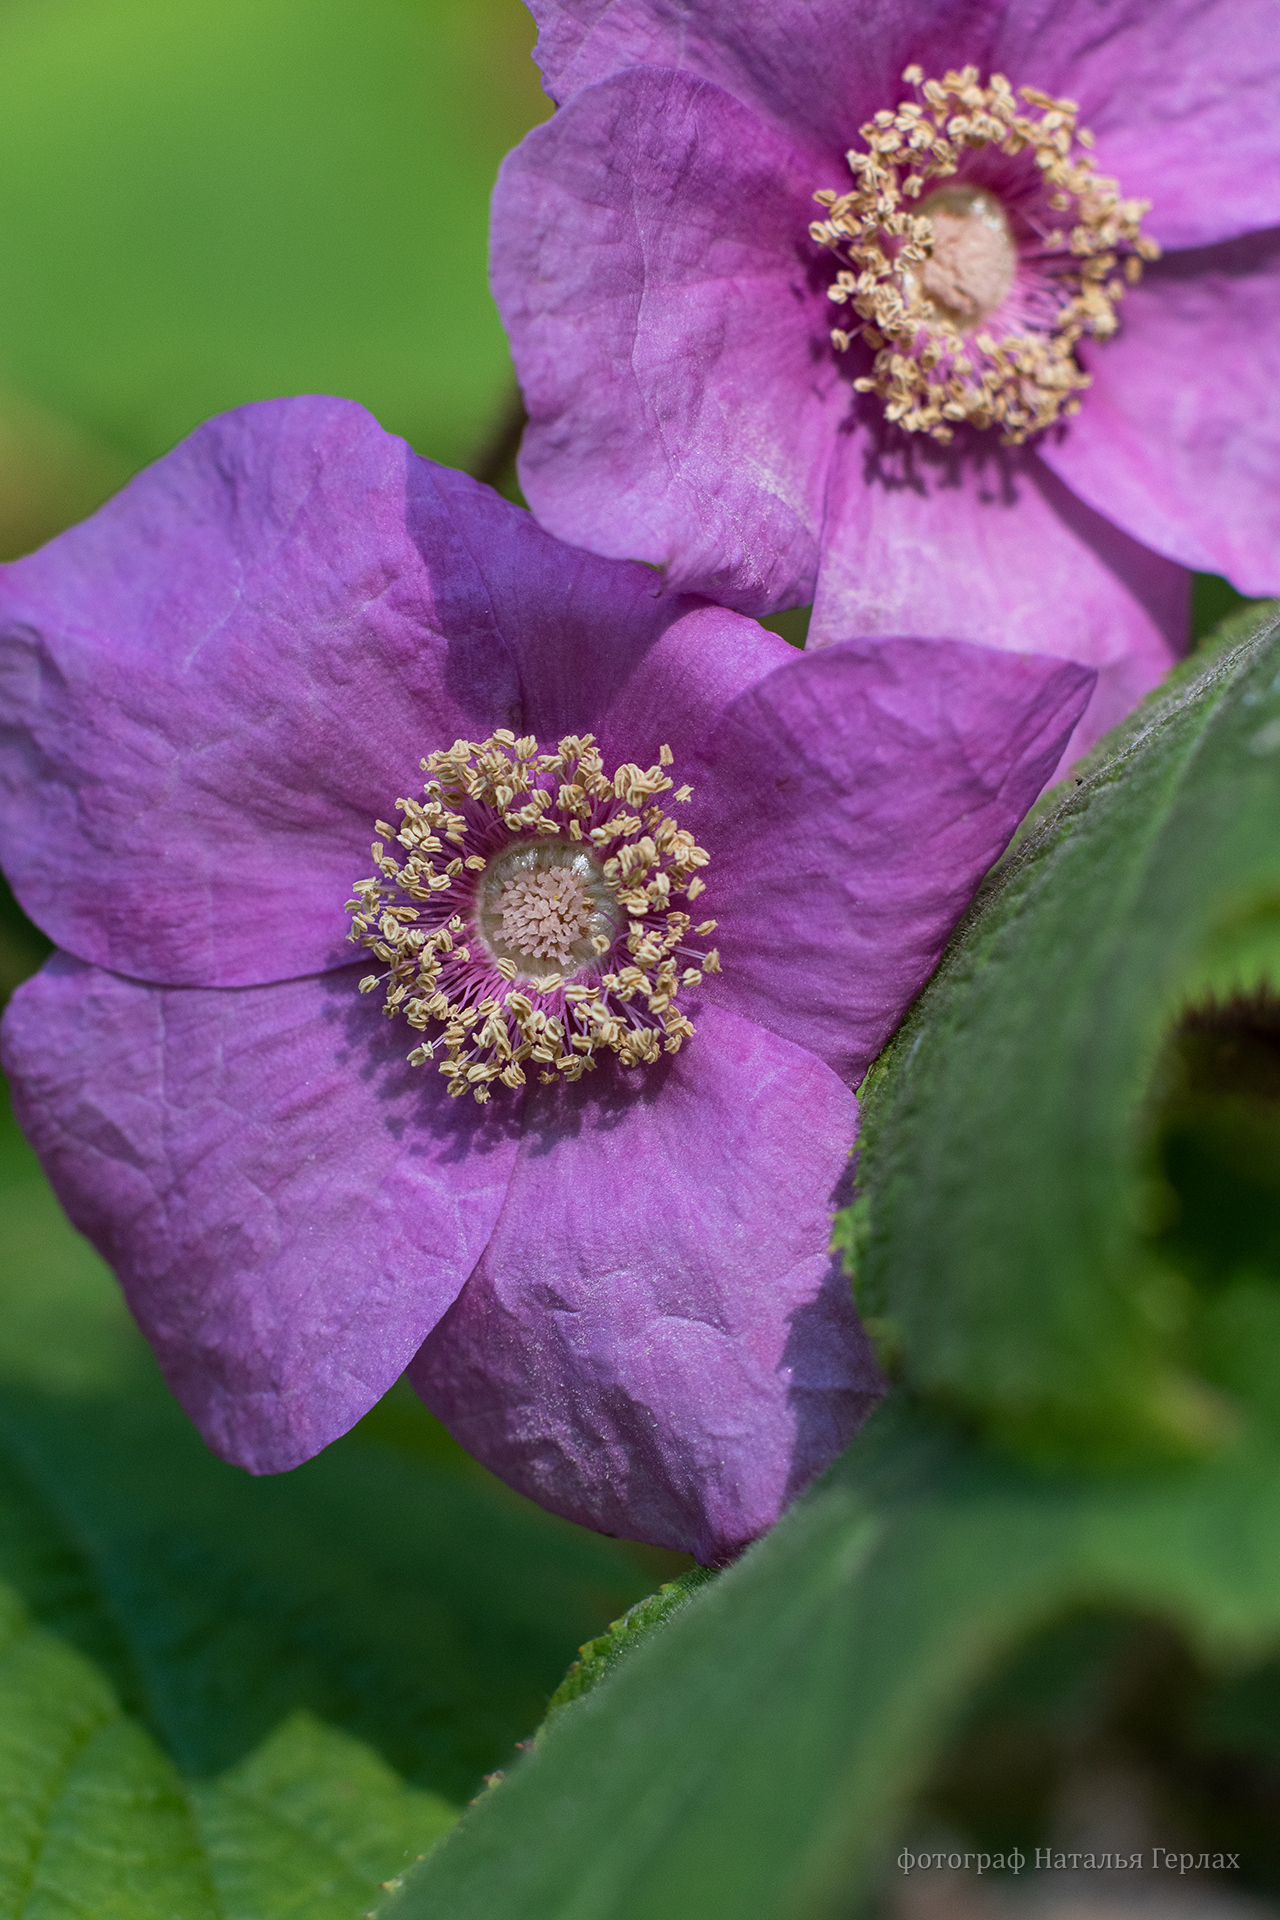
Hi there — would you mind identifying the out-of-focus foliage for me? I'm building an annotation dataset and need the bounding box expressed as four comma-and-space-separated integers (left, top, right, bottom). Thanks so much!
0, 8, 1277, 1916
384, 1395, 1280, 1920
0, 1079, 674, 1916
0, 0, 547, 558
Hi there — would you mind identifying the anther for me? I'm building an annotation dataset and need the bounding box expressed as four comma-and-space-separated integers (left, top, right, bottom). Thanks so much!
347, 731, 715, 1102
811, 67, 1157, 442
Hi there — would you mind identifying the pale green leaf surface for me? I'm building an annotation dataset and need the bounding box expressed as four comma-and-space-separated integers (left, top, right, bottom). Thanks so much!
849, 605, 1280, 1456
0, 1585, 218, 1919
385, 1397, 1280, 1920
187, 1714, 456, 1920
0, 1581, 454, 1920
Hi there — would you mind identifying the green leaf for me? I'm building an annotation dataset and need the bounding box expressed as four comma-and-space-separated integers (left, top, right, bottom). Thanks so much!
187, 1713, 456, 1919
848, 603, 1280, 1460
0, 1592, 452, 1920
383, 1397, 1280, 1920
540, 1568, 717, 1733
0, 1584, 217, 1919
0, 0, 547, 494
0, 1080, 672, 1916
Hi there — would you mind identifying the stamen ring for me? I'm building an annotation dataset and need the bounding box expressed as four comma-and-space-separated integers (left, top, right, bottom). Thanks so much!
345, 732, 720, 1102
810, 64, 1159, 443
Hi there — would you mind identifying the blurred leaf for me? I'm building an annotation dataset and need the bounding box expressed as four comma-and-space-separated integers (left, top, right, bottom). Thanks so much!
916, 1603, 1280, 1887
187, 1712, 456, 1919
1191, 573, 1257, 644
0, 0, 548, 512
381, 1396, 1280, 1920
0, 1581, 218, 1919
0, 1078, 670, 1914
847, 601, 1280, 1460
0, 872, 52, 1005
0, 1592, 452, 1920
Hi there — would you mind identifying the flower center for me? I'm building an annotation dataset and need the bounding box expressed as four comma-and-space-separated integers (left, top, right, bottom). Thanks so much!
810, 65, 1159, 444
480, 840, 615, 983
345, 731, 720, 1103
909, 187, 1015, 327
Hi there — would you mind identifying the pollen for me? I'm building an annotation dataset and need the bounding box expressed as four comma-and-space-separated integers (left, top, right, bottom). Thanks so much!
809, 66, 1159, 443
345, 732, 717, 1102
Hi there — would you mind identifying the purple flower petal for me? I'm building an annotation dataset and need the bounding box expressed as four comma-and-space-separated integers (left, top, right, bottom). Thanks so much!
529, 0, 1280, 247
0, 395, 524, 988
1, 955, 519, 1472
1004, 3, 1280, 251
494, 60, 1198, 724
1039, 231, 1280, 595
410, 1003, 879, 1564
492, 68, 841, 614
693, 636, 1093, 1087
809, 433, 1189, 760
410, 466, 796, 765
0, 395, 756, 991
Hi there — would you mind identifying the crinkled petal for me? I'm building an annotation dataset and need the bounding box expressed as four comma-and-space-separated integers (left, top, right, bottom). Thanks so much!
0, 396, 747, 991
1, 956, 519, 1472
529, 0, 1280, 246
494, 68, 842, 613
0, 396, 524, 988
1040, 232, 1280, 595
410, 1005, 881, 1564
693, 636, 1093, 1086
810, 429, 1189, 761
407, 465, 794, 768
528, 0, 994, 136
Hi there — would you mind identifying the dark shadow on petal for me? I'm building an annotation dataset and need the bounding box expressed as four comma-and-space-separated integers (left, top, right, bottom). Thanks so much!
315, 962, 525, 1162
1024, 458, 1191, 650
849, 400, 1028, 507
780, 1159, 886, 1512
400, 448, 525, 735
399, 445, 707, 747
516, 1044, 679, 1159
1142, 225, 1280, 284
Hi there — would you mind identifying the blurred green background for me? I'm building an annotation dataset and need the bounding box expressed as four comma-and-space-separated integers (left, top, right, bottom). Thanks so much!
0, 0, 546, 560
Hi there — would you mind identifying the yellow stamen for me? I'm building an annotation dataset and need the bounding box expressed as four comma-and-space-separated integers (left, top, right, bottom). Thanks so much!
810, 65, 1158, 443
346, 732, 716, 1102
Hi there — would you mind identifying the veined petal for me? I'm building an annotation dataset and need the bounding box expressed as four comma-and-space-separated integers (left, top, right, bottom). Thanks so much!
529, 0, 1280, 247
1, 956, 519, 1472
0, 396, 525, 988
810, 429, 1188, 762
493, 68, 840, 615
410, 1005, 880, 1565
694, 636, 1093, 1087
1039, 231, 1280, 596
990, 1, 1280, 250
528, 0, 989, 138
0, 395, 763, 992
